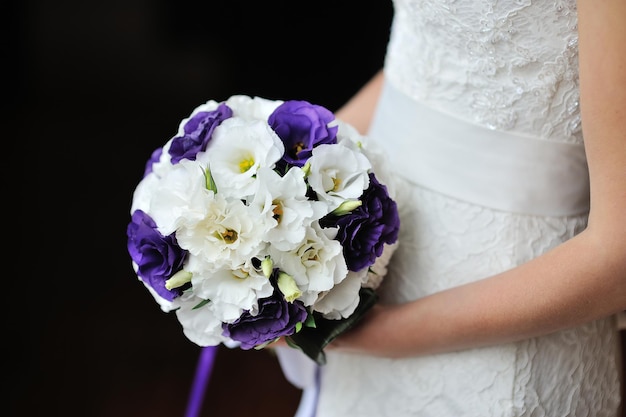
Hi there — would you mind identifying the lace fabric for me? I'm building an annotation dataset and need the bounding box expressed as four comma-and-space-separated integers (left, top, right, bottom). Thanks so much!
385, 0, 581, 141
317, 176, 621, 417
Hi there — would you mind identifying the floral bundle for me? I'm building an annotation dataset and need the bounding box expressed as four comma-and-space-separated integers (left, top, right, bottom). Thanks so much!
126, 95, 400, 365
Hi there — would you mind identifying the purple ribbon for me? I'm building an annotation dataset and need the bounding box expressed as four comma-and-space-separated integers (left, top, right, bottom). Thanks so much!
185, 346, 219, 417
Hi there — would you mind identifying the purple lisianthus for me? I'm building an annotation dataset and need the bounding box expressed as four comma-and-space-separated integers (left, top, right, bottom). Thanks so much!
222, 290, 308, 349
143, 146, 163, 177
269, 100, 338, 170
126, 209, 188, 301
169, 102, 233, 164
327, 173, 400, 272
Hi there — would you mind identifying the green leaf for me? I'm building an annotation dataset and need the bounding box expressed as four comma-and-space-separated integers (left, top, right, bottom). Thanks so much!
203, 165, 218, 193
192, 299, 211, 310
304, 313, 317, 328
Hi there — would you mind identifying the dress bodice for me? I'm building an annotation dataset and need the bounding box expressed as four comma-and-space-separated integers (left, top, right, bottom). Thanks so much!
385, 0, 581, 143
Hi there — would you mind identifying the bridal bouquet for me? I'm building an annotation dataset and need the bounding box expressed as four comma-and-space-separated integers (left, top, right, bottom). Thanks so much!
126, 95, 400, 365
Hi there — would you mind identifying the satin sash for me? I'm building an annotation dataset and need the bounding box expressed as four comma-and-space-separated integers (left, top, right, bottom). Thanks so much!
368, 80, 590, 216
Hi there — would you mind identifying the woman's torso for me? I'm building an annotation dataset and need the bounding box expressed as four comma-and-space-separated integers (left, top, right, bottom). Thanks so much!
315, 1, 622, 416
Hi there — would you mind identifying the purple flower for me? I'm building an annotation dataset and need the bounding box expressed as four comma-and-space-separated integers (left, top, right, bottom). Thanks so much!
126, 210, 188, 301
143, 147, 163, 177
169, 103, 233, 164
222, 290, 308, 349
268, 100, 338, 169
326, 173, 400, 272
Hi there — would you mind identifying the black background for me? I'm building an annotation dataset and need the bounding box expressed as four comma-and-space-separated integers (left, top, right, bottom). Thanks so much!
11, 1, 393, 417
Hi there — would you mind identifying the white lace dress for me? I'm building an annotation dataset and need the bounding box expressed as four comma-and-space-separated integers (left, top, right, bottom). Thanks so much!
278, 1, 623, 416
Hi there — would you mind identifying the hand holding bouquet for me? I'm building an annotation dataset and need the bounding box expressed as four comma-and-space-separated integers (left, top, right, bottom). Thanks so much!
126, 95, 399, 365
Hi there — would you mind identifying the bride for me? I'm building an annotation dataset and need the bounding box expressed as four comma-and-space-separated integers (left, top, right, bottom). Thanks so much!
275, 1, 626, 416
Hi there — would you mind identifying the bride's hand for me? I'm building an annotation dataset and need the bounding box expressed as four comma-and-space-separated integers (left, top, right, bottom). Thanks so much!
267, 303, 401, 356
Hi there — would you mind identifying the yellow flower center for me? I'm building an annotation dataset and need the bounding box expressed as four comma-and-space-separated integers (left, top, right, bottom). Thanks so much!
272, 201, 283, 223
231, 269, 249, 280
303, 246, 319, 262
216, 229, 238, 244
292, 142, 305, 155
239, 157, 255, 173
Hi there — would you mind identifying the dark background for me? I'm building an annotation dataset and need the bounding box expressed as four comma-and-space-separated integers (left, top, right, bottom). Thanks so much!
11, 1, 393, 417
10, 2, 625, 416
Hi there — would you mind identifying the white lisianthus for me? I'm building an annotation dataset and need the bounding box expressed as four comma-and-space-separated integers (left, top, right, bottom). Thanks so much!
364, 242, 399, 290
226, 95, 283, 121
189, 263, 274, 322
314, 269, 365, 319
200, 118, 285, 199
174, 291, 231, 347
306, 143, 372, 210
176, 194, 270, 271
341, 129, 399, 200
335, 119, 363, 149
252, 167, 328, 251
146, 159, 216, 236
129, 172, 160, 215
269, 223, 348, 307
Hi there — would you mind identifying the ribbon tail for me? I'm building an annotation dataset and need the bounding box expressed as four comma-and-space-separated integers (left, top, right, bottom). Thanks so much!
185, 346, 219, 417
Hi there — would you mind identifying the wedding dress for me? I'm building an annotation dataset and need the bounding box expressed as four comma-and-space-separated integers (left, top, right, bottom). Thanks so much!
277, 1, 623, 416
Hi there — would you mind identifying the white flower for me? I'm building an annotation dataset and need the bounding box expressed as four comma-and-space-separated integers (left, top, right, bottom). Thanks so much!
306, 143, 371, 210
130, 171, 160, 215
225, 95, 283, 121
176, 193, 270, 271
335, 119, 364, 149
200, 118, 285, 199
251, 167, 329, 251
145, 159, 215, 236
189, 262, 274, 322
314, 269, 365, 319
174, 292, 231, 346
269, 223, 348, 307
364, 242, 399, 290
351, 133, 399, 200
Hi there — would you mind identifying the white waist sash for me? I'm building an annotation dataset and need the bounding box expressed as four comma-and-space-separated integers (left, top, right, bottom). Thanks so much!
368, 80, 590, 216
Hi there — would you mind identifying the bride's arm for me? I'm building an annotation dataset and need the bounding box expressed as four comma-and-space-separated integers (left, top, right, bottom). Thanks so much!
331, 0, 626, 358
333, 70, 385, 134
